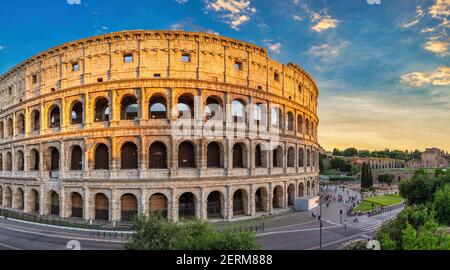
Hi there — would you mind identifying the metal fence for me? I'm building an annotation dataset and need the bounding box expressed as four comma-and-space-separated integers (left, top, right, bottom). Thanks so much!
214, 221, 265, 233
368, 203, 405, 217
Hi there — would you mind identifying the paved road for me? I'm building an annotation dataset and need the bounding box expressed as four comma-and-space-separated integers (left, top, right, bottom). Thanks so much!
0, 217, 125, 250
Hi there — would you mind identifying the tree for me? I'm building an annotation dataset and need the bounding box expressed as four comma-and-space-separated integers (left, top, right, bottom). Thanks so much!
360, 162, 373, 188
399, 172, 434, 205
358, 150, 370, 158
319, 154, 325, 171
378, 174, 395, 186
332, 148, 343, 156
433, 184, 450, 226
343, 148, 358, 157
125, 214, 261, 250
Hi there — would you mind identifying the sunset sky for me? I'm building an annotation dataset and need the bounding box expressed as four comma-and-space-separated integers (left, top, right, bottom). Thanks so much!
0, 0, 448, 152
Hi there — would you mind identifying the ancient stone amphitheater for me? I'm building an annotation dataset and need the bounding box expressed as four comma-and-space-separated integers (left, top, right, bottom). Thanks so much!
0, 30, 319, 223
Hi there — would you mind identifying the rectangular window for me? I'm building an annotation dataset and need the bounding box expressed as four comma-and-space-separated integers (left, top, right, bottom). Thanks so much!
274, 72, 280, 82
234, 61, 243, 71
72, 62, 79, 72
8, 87, 12, 95
153, 73, 161, 78
97, 78, 103, 83
124, 54, 133, 63
32, 75, 38, 84
182, 53, 191, 63
258, 85, 263, 90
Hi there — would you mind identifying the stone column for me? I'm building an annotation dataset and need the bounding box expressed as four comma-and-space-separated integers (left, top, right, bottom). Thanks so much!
59, 187, 66, 218
199, 187, 206, 220
83, 187, 90, 220
111, 189, 119, 222
84, 93, 92, 129
59, 141, 65, 179
170, 189, 178, 222
225, 186, 233, 220
249, 185, 256, 217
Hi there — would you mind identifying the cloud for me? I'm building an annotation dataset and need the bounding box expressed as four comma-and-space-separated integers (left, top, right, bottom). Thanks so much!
292, 15, 302, 21
169, 18, 219, 35
310, 13, 338, 32
264, 41, 282, 54
424, 40, 449, 56
402, 6, 425, 28
308, 41, 348, 61
205, 0, 256, 30
429, 0, 450, 19
401, 66, 450, 87
175, 0, 188, 4
0, 45, 6, 51
66, 0, 81, 5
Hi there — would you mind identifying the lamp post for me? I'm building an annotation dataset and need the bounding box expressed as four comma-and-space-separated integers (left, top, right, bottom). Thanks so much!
318, 191, 323, 249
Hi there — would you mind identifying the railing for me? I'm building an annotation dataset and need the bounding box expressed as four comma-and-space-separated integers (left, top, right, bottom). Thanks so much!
213, 220, 265, 233
368, 203, 405, 217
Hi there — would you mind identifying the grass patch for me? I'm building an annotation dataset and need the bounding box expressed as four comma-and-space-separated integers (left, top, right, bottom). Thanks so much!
353, 201, 376, 212
354, 194, 404, 212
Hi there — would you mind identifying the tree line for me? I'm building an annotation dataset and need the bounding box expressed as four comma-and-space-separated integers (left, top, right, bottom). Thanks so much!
332, 148, 422, 161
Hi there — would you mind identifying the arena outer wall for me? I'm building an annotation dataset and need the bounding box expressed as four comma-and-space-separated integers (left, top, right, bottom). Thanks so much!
0, 30, 320, 223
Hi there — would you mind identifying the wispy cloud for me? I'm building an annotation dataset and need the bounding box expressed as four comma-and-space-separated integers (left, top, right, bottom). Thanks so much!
424, 39, 449, 56
66, 0, 81, 5
263, 40, 282, 54
205, 0, 256, 30
401, 66, 450, 87
401, 6, 425, 28
311, 13, 339, 32
428, 0, 450, 19
175, 0, 188, 4
0, 45, 6, 51
308, 41, 348, 62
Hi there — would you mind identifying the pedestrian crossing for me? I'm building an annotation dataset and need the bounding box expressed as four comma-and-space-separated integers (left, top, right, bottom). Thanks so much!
344, 208, 403, 233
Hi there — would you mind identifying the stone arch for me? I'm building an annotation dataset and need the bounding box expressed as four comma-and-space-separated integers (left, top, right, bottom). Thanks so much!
30, 109, 40, 131
287, 147, 295, 167
28, 148, 40, 171
206, 190, 224, 219
253, 102, 267, 126
121, 95, 138, 120
255, 187, 269, 212
0, 186, 2, 206
305, 118, 310, 135
49, 190, 60, 216
94, 143, 110, 170
287, 111, 294, 131
70, 192, 83, 218
207, 141, 223, 168
149, 193, 168, 218
205, 96, 223, 121
28, 189, 40, 214
149, 141, 168, 169
121, 142, 138, 169
307, 149, 311, 167
178, 141, 196, 168
94, 97, 110, 122
232, 189, 249, 217
177, 93, 195, 119
120, 193, 138, 221
45, 146, 60, 172
4, 186, 12, 208
94, 193, 109, 221
273, 145, 283, 168
16, 113, 25, 134
7, 118, 13, 137
16, 150, 24, 171
297, 114, 303, 133
271, 107, 282, 128
149, 94, 167, 119
178, 192, 197, 219
298, 182, 305, 197
273, 185, 284, 209
311, 181, 316, 196
70, 145, 83, 170
14, 187, 24, 210
288, 183, 295, 206
0, 121, 4, 139
0, 153, 2, 171
48, 105, 61, 128
232, 143, 246, 168
70, 101, 83, 125
5, 152, 12, 171
231, 99, 247, 123
307, 181, 311, 196
254, 144, 266, 168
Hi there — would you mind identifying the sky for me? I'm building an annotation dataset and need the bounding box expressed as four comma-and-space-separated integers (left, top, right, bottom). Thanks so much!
0, 0, 448, 152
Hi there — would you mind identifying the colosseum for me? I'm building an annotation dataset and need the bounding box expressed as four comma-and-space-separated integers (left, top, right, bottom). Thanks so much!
0, 30, 319, 224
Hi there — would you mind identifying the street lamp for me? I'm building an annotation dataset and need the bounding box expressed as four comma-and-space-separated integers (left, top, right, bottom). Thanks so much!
318, 191, 323, 249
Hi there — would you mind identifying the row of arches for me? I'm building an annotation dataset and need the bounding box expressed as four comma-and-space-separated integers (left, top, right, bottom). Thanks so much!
0, 93, 318, 139
0, 181, 317, 221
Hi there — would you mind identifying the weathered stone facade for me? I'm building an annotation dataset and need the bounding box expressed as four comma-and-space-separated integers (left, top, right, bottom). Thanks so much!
406, 148, 449, 169
0, 30, 320, 223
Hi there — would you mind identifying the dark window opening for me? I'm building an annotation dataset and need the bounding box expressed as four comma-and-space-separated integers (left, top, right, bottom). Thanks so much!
149, 96, 167, 119
207, 142, 221, 168
121, 142, 138, 169
94, 144, 109, 170
71, 146, 83, 171
149, 142, 167, 169
178, 141, 195, 168
121, 96, 138, 120
71, 102, 83, 125
94, 98, 110, 122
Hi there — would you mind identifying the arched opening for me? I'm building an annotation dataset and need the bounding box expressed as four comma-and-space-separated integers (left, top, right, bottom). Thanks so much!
149, 95, 167, 119
94, 98, 110, 122
149, 142, 167, 169
287, 147, 295, 167
253, 103, 263, 126
178, 94, 194, 119
288, 184, 295, 206
0, 154, 2, 171
273, 186, 284, 209
120, 194, 138, 221
305, 119, 310, 135
14, 188, 24, 210
16, 150, 24, 171
299, 148, 305, 168
312, 181, 316, 196
255, 144, 262, 167
207, 191, 224, 219
121, 142, 138, 169
307, 149, 311, 167
71, 192, 83, 218
29, 189, 40, 214
49, 106, 61, 128
0, 122, 4, 139
255, 187, 268, 212
94, 143, 109, 170
307, 181, 311, 196
16, 114, 25, 134
298, 183, 305, 197
49, 191, 60, 216
232, 143, 245, 168
70, 101, 83, 125
297, 115, 303, 133
49, 147, 60, 172
29, 149, 40, 171
94, 193, 109, 221
149, 193, 168, 218
233, 189, 248, 217
4, 187, 12, 208
70, 146, 83, 170
273, 146, 283, 168
0, 186, 2, 206
287, 112, 294, 131
205, 96, 223, 121
271, 107, 282, 128
178, 192, 196, 219
121, 95, 138, 120
7, 118, 13, 137
178, 141, 196, 168
5, 152, 12, 171
207, 142, 222, 168
231, 99, 246, 123
31, 110, 40, 131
